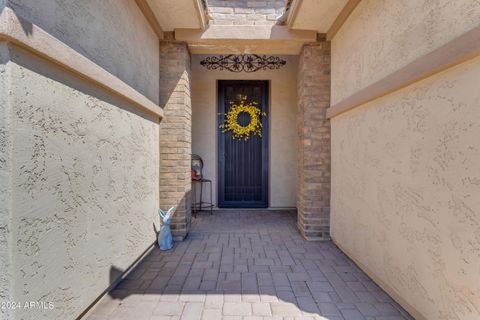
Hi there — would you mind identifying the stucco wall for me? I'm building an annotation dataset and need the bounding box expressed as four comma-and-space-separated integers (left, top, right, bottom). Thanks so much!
0, 42, 13, 320
331, 54, 480, 319
330, 1, 480, 318
191, 55, 298, 208
331, 0, 480, 105
7, 0, 159, 103
0, 1, 161, 318
2, 43, 160, 320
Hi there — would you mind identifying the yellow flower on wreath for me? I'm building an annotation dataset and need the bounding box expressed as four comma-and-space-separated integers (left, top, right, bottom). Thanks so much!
219, 96, 266, 141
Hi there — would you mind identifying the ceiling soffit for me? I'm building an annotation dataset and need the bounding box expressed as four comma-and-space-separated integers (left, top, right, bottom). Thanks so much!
146, 0, 206, 31
175, 25, 318, 55
287, 0, 349, 33
140, 0, 356, 54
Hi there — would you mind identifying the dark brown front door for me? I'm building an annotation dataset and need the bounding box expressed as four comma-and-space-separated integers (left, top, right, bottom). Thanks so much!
218, 80, 269, 208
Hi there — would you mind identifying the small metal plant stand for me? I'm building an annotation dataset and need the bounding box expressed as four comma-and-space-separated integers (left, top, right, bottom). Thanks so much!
191, 154, 213, 217
192, 179, 213, 217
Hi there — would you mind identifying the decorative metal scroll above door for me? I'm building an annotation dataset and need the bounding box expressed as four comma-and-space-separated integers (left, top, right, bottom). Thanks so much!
200, 54, 286, 72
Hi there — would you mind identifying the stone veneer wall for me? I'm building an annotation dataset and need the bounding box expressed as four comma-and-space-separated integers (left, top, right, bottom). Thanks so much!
159, 41, 192, 240
208, 0, 285, 25
297, 40, 331, 240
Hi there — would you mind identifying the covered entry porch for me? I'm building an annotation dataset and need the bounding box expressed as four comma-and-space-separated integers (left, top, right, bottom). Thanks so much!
160, 41, 331, 242
1, 0, 479, 319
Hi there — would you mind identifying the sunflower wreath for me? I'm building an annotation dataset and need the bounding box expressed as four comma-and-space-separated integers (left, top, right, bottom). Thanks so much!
219, 96, 266, 141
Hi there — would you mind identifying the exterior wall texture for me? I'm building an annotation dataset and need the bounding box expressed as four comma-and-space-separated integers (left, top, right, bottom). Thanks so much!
297, 42, 331, 240
0, 42, 13, 320
2, 44, 160, 320
331, 0, 480, 105
7, 0, 159, 103
208, 0, 284, 26
159, 42, 192, 240
191, 54, 298, 209
330, 1, 480, 318
331, 56, 480, 320
0, 1, 161, 319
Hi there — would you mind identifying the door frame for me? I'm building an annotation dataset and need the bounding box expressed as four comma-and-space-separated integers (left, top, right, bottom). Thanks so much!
217, 80, 269, 208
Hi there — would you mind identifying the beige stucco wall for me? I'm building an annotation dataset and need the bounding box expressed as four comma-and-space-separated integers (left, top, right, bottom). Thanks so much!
331, 0, 480, 105
7, 0, 159, 103
0, 42, 13, 320
330, 1, 480, 318
2, 43, 159, 320
0, 1, 161, 319
331, 55, 480, 319
191, 55, 298, 208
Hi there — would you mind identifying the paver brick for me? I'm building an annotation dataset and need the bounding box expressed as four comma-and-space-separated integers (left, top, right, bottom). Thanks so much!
259, 286, 279, 302
296, 296, 320, 314
205, 294, 223, 309
201, 308, 221, 320
153, 301, 184, 316
270, 303, 302, 316
252, 302, 272, 316
374, 303, 401, 316
341, 308, 366, 320
291, 281, 310, 297
179, 292, 205, 302
89, 211, 411, 320
223, 302, 252, 316
355, 302, 378, 316
181, 302, 203, 320
224, 294, 242, 302
221, 316, 241, 320
243, 293, 261, 302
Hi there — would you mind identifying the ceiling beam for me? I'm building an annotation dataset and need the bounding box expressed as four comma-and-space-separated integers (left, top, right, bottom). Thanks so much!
175, 25, 317, 55
135, 0, 164, 39
326, 0, 361, 41
286, 0, 303, 29
193, 0, 207, 30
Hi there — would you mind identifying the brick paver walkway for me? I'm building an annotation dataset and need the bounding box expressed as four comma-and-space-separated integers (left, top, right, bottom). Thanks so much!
87, 210, 413, 320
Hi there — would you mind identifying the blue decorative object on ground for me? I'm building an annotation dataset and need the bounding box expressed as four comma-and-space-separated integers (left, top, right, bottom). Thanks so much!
158, 207, 175, 250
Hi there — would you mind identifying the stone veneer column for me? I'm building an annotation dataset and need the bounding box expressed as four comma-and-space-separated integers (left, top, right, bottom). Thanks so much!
159, 41, 192, 240
297, 39, 331, 240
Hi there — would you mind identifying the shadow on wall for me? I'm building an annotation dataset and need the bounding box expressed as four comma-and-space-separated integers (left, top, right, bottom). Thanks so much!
108, 207, 159, 287
3, 6, 34, 35
159, 68, 190, 110
8, 42, 158, 123
105, 211, 167, 292
109, 266, 125, 289
159, 42, 190, 110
